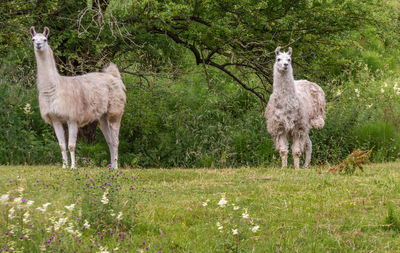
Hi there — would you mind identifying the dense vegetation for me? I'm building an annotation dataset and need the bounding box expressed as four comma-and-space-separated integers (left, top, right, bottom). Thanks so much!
1, 1, 400, 167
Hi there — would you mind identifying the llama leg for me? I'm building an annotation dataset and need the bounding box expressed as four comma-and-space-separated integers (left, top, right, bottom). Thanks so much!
108, 116, 122, 169
304, 135, 312, 168
277, 135, 289, 168
67, 121, 78, 169
99, 116, 114, 166
292, 134, 305, 170
53, 121, 68, 168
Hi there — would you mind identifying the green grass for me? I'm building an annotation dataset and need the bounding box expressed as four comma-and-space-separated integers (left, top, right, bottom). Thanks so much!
1, 163, 400, 252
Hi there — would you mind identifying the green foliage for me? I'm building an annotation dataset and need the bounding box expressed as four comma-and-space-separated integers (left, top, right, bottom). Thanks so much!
385, 203, 400, 233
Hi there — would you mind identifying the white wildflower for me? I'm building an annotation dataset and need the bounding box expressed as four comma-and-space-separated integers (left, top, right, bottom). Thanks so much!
217, 222, 223, 231
116, 212, 123, 221
202, 199, 210, 207
101, 190, 109, 205
24, 103, 32, 115
242, 208, 249, 219
37, 202, 51, 212
384, 82, 388, 87
0, 193, 9, 203
381, 88, 384, 93
367, 104, 373, 108
65, 222, 74, 234
26, 200, 34, 206
23, 212, 30, 224
218, 197, 228, 208
8, 207, 16, 219
335, 89, 342, 96
84, 219, 90, 229
232, 229, 238, 235
17, 187, 24, 194
14, 197, 22, 204
251, 225, 260, 233
99, 246, 109, 253
233, 205, 239, 210
65, 203, 75, 212
109, 209, 115, 217
54, 217, 68, 231
355, 88, 360, 98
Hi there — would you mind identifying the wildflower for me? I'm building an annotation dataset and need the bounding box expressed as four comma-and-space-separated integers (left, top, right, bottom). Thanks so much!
117, 212, 123, 221
82, 157, 87, 160
242, 208, 249, 219
335, 89, 342, 96
251, 225, 260, 233
384, 82, 388, 87
23, 212, 30, 224
9, 196, 14, 200
216, 222, 223, 231
232, 229, 238, 235
233, 205, 239, 210
24, 103, 32, 115
8, 207, 15, 219
107, 164, 112, 168
0, 193, 9, 203
37, 203, 51, 212
101, 190, 109, 204
14, 197, 22, 204
26, 200, 34, 206
218, 197, 228, 208
94, 202, 97, 206
84, 220, 90, 229
381, 88, 384, 93
130, 186, 134, 190
142, 241, 146, 245
65, 204, 75, 211
99, 246, 109, 253
354, 88, 360, 98
9, 180, 13, 183
146, 247, 149, 250
54, 217, 68, 231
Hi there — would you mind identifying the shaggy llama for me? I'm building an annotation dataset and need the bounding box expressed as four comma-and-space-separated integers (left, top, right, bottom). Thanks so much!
30, 26, 126, 169
264, 46, 325, 169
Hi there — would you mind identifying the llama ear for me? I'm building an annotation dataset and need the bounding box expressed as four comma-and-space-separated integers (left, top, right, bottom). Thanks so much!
43, 27, 50, 38
287, 47, 292, 56
30, 26, 36, 37
275, 46, 281, 56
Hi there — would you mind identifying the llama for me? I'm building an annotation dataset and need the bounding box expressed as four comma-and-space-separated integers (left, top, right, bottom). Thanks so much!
264, 46, 325, 169
30, 26, 126, 169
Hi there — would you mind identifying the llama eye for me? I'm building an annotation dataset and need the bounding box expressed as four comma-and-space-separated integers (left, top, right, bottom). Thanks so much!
277, 59, 281, 62
32, 38, 35, 41
44, 39, 47, 42
288, 59, 291, 62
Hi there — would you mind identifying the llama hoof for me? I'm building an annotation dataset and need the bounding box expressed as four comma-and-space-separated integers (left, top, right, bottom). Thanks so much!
62, 165, 67, 169
70, 166, 76, 170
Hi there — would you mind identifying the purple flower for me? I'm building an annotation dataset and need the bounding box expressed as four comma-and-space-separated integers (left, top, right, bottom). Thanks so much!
89, 245, 94, 248
82, 226, 86, 229
4, 232, 8, 235
115, 187, 119, 190
142, 241, 146, 245
107, 164, 112, 168
86, 182, 90, 186
9, 180, 12, 183
146, 247, 149, 250
130, 186, 134, 190
82, 157, 87, 160
90, 178, 93, 181
36, 179, 40, 183
9, 196, 14, 200
19, 236, 23, 239
94, 202, 97, 206
110, 231, 114, 235
76, 217, 80, 221
22, 199, 27, 203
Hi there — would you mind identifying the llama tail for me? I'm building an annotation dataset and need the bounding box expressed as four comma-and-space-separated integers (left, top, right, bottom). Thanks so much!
311, 116, 325, 129
103, 63, 121, 79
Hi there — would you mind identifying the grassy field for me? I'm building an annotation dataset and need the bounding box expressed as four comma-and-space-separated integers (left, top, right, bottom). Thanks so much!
1, 163, 400, 252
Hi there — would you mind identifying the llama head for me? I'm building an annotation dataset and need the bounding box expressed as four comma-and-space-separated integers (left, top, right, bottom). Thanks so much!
30, 26, 50, 52
274, 46, 292, 72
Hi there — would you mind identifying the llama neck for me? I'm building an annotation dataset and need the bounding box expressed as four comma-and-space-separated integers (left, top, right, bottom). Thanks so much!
272, 65, 296, 96
34, 47, 60, 91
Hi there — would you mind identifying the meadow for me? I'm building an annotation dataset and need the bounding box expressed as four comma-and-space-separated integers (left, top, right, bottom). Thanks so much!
1, 163, 400, 252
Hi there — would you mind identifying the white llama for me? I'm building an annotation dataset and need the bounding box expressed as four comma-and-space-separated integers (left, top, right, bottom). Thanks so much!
30, 26, 126, 169
264, 46, 325, 169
